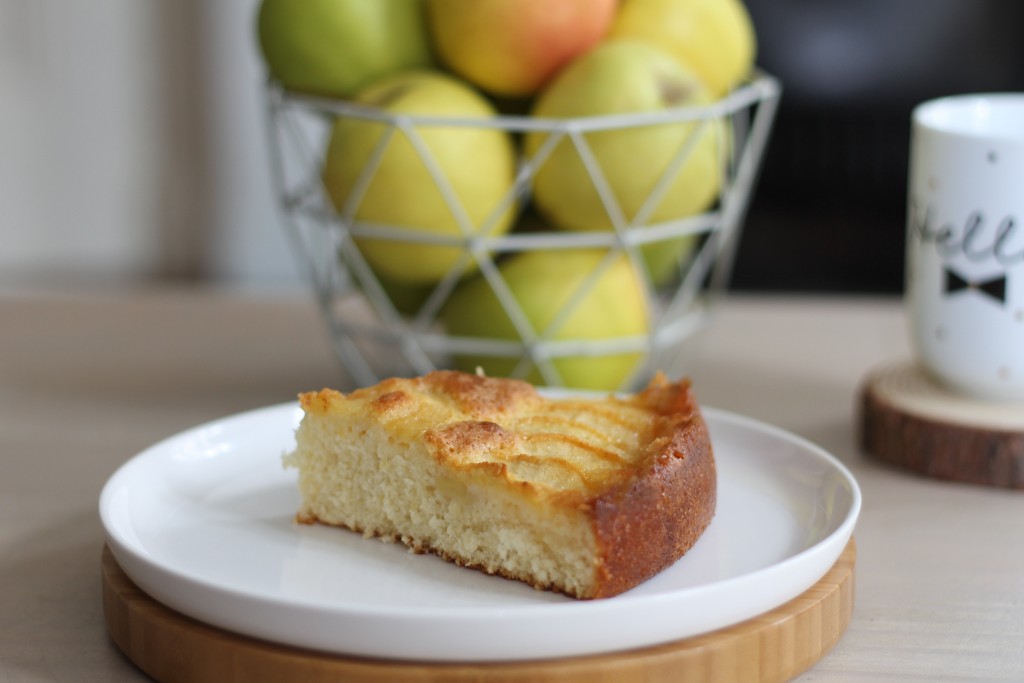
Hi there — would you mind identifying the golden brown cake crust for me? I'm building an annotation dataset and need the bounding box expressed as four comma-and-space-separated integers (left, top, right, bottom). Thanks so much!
293, 370, 716, 599
590, 398, 716, 598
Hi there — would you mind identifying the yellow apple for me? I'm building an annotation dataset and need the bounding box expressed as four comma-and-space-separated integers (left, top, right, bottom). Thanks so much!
321, 70, 518, 285
426, 0, 619, 97
257, 0, 433, 98
609, 0, 757, 97
441, 248, 650, 391
524, 40, 726, 285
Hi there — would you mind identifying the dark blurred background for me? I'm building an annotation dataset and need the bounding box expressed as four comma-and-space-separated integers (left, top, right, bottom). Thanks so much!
731, 0, 1024, 293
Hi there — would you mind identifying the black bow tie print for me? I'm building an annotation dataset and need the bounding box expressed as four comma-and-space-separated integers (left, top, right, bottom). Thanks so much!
944, 268, 1007, 305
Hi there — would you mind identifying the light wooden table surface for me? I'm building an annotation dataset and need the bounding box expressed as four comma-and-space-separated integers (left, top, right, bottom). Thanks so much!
2, 286, 1022, 682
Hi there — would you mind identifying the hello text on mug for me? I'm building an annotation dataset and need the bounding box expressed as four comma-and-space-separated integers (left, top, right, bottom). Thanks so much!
908, 200, 1022, 295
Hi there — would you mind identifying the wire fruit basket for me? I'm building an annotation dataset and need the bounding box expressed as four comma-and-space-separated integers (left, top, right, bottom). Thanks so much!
265, 72, 780, 391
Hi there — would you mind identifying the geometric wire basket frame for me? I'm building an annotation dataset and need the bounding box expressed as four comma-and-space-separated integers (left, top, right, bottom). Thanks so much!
265, 72, 781, 391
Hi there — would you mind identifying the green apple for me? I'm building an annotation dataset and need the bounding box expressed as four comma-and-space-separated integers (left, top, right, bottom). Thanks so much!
524, 40, 727, 286
609, 0, 757, 97
365, 275, 434, 317
426, 0, 618, 97
257, 0, 433, 98
321, 70, 518, 285
441, 248, 650, 391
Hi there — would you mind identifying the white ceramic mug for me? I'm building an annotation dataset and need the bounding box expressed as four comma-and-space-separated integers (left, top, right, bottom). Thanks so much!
906, 93, 1024, 402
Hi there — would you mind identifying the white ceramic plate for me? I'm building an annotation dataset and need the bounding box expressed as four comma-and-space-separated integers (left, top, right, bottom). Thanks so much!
99, 403, 860, 663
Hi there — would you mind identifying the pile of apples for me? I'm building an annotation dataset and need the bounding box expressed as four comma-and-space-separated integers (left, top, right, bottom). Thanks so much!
257, 0, 758, 391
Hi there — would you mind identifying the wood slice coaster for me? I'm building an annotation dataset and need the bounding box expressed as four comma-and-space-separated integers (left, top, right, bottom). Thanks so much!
102, 541, 855, 683
860, 361, 1024, 488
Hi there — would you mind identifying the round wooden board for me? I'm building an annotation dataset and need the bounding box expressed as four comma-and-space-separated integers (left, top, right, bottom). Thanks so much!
102, 540, 854, 683
860, 362, 1024, 488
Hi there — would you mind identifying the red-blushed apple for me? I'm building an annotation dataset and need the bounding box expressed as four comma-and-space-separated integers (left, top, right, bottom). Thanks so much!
426, 0, 619, 98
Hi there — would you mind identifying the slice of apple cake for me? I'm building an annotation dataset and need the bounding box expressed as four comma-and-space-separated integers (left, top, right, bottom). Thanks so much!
284, 370, 715, 599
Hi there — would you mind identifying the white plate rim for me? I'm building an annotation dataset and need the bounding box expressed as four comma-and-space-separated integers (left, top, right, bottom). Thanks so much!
99, 402, 861, 662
